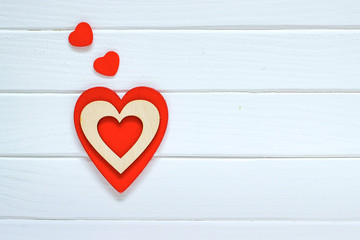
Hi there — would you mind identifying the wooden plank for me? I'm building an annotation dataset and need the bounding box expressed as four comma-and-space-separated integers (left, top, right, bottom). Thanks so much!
2, 220, 360, 240
1, 0, 359, 29
1, 30, 360, 91
1, 93, 360, 157
1, 157, 360, 219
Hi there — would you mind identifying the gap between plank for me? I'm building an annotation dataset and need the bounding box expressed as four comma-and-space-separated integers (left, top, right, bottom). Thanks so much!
2, 217, 360, 222
2, 156, 360, 159
1, 26, 360, 31
2, 90, 360, 94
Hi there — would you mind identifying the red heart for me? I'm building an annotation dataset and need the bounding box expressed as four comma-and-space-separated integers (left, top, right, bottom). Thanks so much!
68, 22, 93, 47
93, 51, 120, 76
98, 116, 143, 158
74, 87, 168, 193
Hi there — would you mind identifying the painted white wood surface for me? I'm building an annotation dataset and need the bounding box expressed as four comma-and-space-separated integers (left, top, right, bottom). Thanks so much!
1, 30, 360, 91
1, 0, 360, 238
1, 0, 360, 29
1, 93, 360, 157
2, 157, 360, 219
2, 220, 360, 240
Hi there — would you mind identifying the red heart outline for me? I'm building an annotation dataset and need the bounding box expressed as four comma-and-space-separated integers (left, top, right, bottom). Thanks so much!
74, 87, 168, 193
68, 22, 93, 47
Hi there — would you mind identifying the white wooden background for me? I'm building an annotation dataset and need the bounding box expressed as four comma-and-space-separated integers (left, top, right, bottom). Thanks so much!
1, 1, 360, 239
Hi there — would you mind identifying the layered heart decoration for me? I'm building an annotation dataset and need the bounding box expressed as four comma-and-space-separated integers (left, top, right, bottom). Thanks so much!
93, 51, 120, 76
68, 22, 93, 47
74, 87, 168, 192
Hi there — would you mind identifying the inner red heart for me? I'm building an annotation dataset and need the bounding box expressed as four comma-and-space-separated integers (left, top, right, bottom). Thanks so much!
98, 116, 143, 158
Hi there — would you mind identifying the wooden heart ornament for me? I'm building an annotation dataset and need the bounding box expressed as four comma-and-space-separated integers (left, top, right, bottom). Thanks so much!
74, 87, 168, 192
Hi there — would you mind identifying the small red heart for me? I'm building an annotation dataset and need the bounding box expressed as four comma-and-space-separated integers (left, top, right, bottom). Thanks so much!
93, 51, 120, 76
68, 22, 93, 47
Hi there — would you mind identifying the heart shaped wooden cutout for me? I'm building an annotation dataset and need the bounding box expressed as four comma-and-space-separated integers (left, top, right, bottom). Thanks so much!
74, 87, 168, 193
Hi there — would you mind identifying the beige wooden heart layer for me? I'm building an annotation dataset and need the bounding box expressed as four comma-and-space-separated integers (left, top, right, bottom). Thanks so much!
80, 100, 160, 174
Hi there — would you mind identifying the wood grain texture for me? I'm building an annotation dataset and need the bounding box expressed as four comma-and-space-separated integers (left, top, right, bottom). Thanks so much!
1, 93, 360, 157
1, 0, 360, 29
2, 220, 360, 240
1, 30, 360, 91
1, 157, 360, 219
